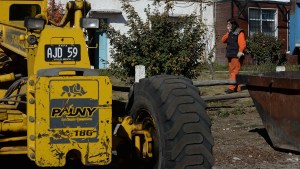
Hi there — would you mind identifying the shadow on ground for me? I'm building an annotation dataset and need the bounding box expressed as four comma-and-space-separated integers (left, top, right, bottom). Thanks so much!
250, 128, 300, 155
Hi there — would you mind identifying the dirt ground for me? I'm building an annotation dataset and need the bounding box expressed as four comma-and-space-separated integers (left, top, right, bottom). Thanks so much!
208, 98, 300, 169
113, 74, 300, 169
1, 74, 300, 169
201, 79, 300, 169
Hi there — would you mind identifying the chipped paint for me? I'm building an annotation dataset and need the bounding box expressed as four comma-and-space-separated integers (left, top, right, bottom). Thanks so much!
31, 76, 112, 166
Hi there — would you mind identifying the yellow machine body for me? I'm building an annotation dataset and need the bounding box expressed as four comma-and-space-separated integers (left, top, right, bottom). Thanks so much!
1, 0, 216, 168
27, 75, 112, 166
0, 0, 114, 167
0, 0, 156, 167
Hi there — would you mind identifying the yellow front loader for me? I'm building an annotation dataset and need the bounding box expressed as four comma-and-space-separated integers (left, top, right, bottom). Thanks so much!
0, 0, 214, 168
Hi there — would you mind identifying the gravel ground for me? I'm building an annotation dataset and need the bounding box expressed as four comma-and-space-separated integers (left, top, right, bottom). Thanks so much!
208, 98, 300, 169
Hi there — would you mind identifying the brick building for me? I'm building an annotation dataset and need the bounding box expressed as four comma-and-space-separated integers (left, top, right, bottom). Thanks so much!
215, 0, 293, 65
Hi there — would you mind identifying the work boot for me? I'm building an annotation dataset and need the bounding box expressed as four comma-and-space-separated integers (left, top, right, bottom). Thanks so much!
224, 89, 235, 94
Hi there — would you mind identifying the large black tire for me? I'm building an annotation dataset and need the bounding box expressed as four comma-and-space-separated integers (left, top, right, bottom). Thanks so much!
125, 75, 214, 169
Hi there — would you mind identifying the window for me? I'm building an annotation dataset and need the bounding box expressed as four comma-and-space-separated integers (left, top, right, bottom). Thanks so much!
248, 8, 277, 37
10, 4, 41, 21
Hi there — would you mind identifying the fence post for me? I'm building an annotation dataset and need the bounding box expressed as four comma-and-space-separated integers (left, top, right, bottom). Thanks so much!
135, 65, 145, 83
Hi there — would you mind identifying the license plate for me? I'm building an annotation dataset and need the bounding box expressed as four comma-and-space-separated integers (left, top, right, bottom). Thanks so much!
45, 44, 80, 61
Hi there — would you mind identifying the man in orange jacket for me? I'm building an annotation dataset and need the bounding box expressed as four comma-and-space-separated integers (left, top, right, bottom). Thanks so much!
221, 18, 246, 94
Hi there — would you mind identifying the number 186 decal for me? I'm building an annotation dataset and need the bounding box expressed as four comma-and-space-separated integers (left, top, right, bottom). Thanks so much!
52, 128, 97, 139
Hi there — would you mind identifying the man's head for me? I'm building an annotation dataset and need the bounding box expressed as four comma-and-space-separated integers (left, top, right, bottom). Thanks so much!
227, 18, 239, 32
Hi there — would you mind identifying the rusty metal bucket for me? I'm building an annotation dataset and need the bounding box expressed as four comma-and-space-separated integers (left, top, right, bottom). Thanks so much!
236, 71, 300, 152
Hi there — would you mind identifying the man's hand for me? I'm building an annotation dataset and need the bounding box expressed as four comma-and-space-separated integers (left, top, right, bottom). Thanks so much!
237, 52, 244, 58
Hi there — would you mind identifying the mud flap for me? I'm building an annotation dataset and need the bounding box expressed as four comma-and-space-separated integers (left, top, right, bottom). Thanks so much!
27, 75, 112, 167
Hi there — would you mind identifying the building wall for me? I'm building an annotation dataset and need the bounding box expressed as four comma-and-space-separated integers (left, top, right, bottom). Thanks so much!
215, 0, 290, 65
55, 0, 215, 67
52, 0, 296, 66
215, 1, 232, 65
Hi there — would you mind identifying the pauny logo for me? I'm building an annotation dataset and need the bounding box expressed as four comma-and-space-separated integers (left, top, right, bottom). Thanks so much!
51, 106, 97, 117
61, 83, 87, 97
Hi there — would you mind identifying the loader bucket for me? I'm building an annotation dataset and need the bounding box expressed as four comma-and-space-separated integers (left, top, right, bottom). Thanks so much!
236, 71, 300, 152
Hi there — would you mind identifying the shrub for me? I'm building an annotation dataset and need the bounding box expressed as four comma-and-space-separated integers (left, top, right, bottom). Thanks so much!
103, 0, 208, 83
246, 32, 283, 65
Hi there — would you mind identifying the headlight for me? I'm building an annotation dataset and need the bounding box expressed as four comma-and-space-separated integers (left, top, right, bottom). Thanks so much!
24, 17, 45, 31
27, 35, 38, 45
80, 18, 99, 29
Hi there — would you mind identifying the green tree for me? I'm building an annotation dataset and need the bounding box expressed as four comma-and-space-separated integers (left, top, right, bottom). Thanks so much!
103, 0, 208, 82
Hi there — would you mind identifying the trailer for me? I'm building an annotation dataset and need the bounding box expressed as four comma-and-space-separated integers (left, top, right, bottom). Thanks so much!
236, 71, 300, 152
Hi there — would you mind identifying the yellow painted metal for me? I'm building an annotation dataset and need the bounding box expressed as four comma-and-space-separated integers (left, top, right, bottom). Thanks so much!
0, 90, 6, 99
0, 0, 156, 166
135, 135, 141, 154
0, 72, 15, 82
0, 136, 26, 142
0, 0, 46, 75
0, 146, 27, 155
0, 21, 39, 75
120, 116, 136, 139
0, 0, 90, 76
27, 75, 112, 167
58, 71, 76, 76
119, 116, 153, 158
74, 0, 83, 29
0, 111, 7, 120
133, 130, 153, 158
0, 110, 27, 133
33, 28, 91, 75
0, 23, 27, 57
0, 118, 27, 133
0, 0, 47, 22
